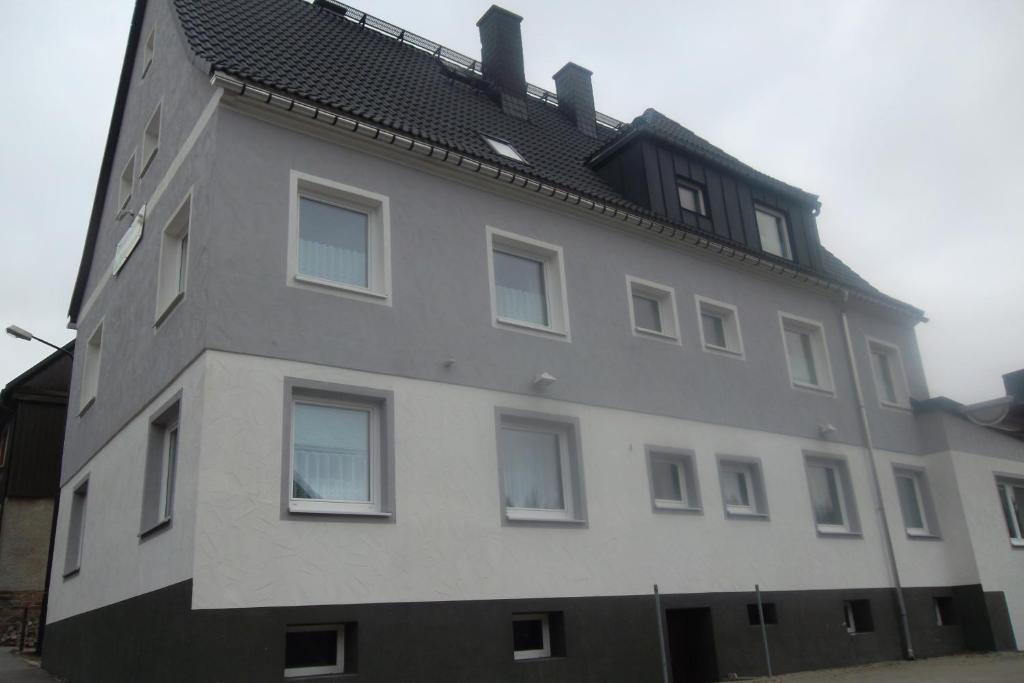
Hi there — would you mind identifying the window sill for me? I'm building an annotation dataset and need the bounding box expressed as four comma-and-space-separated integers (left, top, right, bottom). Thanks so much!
154, 291, 185, 328
634, 327, 680, 343
815, 526, 862, 538
653, 501, 703, 514
879, 400, 912, 412
288, 502, 392, 518
1010, 539, 1024, 549
905, 531, 941, 541
139, 517, 172, 541
140, 149, 158, 178
62, 567, 80, 581
725, 509, 769, 521
495, 316, 568, 340
703, 343, 744, 359
791, 381, 836, 397
292, 273, 389, 302
504, 512, 586, 527
78, 397, 96, 417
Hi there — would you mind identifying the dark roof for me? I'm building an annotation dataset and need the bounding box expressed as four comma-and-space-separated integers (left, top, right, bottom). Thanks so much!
69, 0, 915, 320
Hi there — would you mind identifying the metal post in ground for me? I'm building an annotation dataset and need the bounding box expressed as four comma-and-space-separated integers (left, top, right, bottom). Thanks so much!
756, 584, 773, 678
654, 584, 670, 683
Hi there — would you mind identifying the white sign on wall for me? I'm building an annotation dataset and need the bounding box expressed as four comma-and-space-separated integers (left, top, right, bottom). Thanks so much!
112, 204, 146, 276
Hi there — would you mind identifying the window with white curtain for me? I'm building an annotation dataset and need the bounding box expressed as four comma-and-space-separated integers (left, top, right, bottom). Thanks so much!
780, 313, 834, 393
497, 412, 585, 523
288, 171, 391, 304
755, 204, 792, 260
804, 455, 860, 535
487, 227, 569, 338
717, 456, 768, 518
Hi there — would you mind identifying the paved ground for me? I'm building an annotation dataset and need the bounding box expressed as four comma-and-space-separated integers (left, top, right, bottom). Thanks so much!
0, 649, 56, 682
749, 652, 1024, 683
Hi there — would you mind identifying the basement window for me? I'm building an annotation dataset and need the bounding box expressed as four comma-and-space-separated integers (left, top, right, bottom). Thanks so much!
284, 625, 345, 678
843, 600, 874, 634
483, 135, 527, 163
512, 612, 564, 660
934, 597, 956, 626
747, 603, 777, 626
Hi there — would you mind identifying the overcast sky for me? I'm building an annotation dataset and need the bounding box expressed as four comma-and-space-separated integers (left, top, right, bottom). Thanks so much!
1, 0, 1021, 402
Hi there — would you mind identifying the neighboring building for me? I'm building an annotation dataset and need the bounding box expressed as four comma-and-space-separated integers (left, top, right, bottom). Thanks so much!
44, 1, 1023, 681
0, 345, 72, 650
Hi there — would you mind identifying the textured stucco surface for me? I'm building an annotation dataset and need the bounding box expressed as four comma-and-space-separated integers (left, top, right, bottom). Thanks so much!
190, 350, 979, 613
0, 499, 54, 592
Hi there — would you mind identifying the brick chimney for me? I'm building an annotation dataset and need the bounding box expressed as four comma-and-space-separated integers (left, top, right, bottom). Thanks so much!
553, 62, 596, 137
477, 5, 529, 119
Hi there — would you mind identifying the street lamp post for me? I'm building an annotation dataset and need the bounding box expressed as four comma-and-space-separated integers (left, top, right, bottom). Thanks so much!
5, 325, 73, 358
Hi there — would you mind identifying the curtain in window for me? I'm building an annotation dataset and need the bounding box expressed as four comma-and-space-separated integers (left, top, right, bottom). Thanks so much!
786, 329, 818, 385
494, 251, 548, 326
652, 459, 683, 502
299, 197, 369, 287
633, 295, 662, 332
896, 475, 924, 529
501, 427, 564, 510
293, 403, 370, 502
722, 469, 750, 507
702, 313, 726, 348
808, 464, 843, 525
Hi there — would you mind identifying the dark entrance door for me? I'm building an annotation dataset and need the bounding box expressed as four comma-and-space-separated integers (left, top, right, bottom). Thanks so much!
666, 607, 719, 683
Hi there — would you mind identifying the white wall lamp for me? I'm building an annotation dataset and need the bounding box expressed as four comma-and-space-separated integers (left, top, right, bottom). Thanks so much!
533, 372, 557, 388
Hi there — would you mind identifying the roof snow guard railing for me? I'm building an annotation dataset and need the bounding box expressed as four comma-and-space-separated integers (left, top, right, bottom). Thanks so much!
315, 0, 624, 131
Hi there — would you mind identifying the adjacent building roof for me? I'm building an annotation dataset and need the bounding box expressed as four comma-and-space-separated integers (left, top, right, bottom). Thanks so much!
69, 0, 918, 321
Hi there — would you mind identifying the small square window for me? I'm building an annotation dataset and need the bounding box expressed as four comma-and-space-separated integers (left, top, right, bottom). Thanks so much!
696, 296, 744, 357
141, 103, 161, 176
780, 313, 834, 393
285, 625, 345, 678
934, 597, 956, 626
843, 600, 874, 634
747, 602, 777, 626
755, 204, 792, 260
868, 338, 910, 408
289, 172, 391, 304
718, 458, 768, 518
626, 276, 680, 343
286, 382, 393, 517
497, 411, 585, 524
805, 455, 860, 535
996, 478, 1024, 547
140, 398, 180, 537
79, 322, 103, 413
512, 613, 564, 660
488, 228, 569, 338
63, 478, 89, 578
677, 179, 706, 216
894, 467, 938, 537
483, 135, 527, 163
646, 448, 701, 512
119, 154, 135, 212
155, 194, 190, 324
141, 27, 155, 79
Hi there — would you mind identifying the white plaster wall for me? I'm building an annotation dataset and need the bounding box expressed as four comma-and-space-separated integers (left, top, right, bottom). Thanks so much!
950, 450, 1024, 649
193, 350, 968, 611
46, 358, 205, 623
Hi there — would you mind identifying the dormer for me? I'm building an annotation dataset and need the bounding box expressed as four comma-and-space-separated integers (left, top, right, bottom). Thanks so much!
589, 109, 825, 273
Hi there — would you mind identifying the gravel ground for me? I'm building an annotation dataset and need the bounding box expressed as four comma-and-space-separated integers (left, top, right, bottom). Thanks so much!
747, 652, 1024, 683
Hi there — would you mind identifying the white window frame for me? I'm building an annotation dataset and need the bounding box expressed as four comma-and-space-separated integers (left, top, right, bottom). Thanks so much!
805, 456, 858, 535
893, 466, 936, 537
843, 601, 858, 634
155, 193, 191, 325
646, 448, 701, 512
695, 295, 745, 358
487, 227, 570, 340
288, 397, 383, 516
141, 26, 155, 79
287, 170, 392, 306
63, 477, 89, 577
717, 459, 767, 518
867, 337, 911, 409
501, 423, 573, 522
625, 276, 680, 344
284, 624, 345, 678
754, 204, 793, 260
79, 321, 103, 414
119, 153, 135, 213
158, 424, 178, 522
482, 134, 527, 163
677, 179, 707, 216
779, 312, 835, 394
512, 613, 551, 660
141, 101, 161, 177
996, 478, 1024, 548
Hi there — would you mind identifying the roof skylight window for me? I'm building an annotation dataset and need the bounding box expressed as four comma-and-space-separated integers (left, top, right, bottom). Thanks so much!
482, 135, 527, 163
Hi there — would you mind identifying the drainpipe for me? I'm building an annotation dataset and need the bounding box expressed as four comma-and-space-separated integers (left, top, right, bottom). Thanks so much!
838, 290, 915, 660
